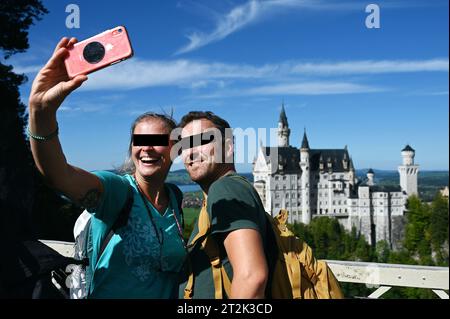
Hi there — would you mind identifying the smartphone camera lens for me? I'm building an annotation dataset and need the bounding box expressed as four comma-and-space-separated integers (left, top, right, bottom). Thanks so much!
118, 28, 123, 33
83, 41, 105, 64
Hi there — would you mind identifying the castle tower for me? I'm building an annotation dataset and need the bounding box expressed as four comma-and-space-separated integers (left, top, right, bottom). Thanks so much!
300, 129, 311, 224
367, 168, 375, 186
398, 145, 419, 195
277, 103, 290, 147
349, 157, 356, 185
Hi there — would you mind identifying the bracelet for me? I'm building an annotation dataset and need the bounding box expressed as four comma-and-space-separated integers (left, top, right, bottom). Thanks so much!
27, 124, 59, 141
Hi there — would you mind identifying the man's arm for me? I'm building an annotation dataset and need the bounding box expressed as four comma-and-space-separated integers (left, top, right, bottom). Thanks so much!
223, 228, 268, 299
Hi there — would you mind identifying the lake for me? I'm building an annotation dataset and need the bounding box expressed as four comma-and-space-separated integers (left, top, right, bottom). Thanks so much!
178, 184, 201, 193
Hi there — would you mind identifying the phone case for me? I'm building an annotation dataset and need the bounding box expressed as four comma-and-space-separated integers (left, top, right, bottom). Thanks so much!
64, 26, 133, 78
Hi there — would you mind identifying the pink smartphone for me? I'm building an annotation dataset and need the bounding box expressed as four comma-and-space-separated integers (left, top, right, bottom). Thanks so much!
64, 26, 133, 78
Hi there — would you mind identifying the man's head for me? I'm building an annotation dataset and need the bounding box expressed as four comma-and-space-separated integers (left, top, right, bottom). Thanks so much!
178, 111, 235, 188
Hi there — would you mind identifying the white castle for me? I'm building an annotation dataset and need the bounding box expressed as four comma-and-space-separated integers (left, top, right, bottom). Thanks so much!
252, 104, 419, 248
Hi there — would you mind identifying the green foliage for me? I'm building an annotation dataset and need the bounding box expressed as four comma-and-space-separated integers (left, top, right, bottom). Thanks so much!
403, 195, 433, 264
430, 193, 449, 265
0, 0, 48, 240
183, 207, 200, 228
0, 0, 48, 58
288, 194, 448, 299
289, 217, 373, 262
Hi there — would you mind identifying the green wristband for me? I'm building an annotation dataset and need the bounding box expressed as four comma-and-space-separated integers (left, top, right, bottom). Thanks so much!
27, 124, 59, 141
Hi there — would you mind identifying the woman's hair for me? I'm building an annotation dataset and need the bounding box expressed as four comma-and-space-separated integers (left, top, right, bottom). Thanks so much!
118, 112, 177, 175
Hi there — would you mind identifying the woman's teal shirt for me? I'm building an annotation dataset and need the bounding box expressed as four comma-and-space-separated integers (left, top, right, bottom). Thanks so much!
86, 171, 187, 298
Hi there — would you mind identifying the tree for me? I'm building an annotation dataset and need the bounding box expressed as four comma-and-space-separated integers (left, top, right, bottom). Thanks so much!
0, 0, 48, 240
429, 193, 449, 265
403, 195, 433, 264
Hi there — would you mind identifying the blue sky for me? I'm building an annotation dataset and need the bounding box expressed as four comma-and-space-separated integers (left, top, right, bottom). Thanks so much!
8, 0, 449, 172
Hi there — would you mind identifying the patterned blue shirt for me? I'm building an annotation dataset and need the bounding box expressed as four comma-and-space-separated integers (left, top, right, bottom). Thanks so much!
87, 171, 186, 298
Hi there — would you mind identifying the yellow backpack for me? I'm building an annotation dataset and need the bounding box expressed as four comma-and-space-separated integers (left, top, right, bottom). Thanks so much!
184, 196, 344, 299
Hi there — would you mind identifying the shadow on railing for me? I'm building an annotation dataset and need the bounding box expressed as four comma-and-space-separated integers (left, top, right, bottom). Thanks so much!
40, 240, 449, 299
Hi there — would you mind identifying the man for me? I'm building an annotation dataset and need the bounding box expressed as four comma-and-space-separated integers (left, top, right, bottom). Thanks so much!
177, 111, 271, 299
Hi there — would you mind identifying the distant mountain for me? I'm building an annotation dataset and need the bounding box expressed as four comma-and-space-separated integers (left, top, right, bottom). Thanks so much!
168, 169, 447, 185
166, 169, 254, 185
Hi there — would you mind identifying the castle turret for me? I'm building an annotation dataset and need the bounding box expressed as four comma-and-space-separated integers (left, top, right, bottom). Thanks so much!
300, 129, 311, 224
398, 145, 419, 195
367, 168, 375, 186
277, 103, 290, 147
349, 157, 356, 185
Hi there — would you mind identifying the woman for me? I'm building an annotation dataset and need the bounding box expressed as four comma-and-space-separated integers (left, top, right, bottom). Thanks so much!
28, 37, 186, 298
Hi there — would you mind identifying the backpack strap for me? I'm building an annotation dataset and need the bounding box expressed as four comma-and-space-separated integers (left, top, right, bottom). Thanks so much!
184, 196, 231, 299
166, 183, 184, 228
98, 186, 134, 260
202, 236, 232, 299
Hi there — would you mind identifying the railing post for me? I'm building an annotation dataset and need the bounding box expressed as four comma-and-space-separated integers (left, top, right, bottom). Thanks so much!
432, 290, 449, 299
368, 286, 392, 299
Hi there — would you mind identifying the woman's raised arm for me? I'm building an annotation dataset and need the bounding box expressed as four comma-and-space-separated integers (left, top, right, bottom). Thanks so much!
28, 37, 103, 209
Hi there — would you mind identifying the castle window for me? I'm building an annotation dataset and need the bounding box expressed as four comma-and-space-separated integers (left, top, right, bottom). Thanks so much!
286, 193, 289, 198
275, 204, 280, 208
283, 176, 286, 180
275, 176, 279, 181
320, 209, 323, 214
275, 193, 279, 199
325, 209, 328, 213
275, 185, 279, 190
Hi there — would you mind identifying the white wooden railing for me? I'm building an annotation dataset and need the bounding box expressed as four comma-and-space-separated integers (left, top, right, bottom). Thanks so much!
325, 260, 449, 299
40, 240, 449, 299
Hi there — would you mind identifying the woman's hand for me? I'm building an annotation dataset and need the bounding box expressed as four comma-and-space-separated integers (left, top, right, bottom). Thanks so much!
29, 37, 87, 113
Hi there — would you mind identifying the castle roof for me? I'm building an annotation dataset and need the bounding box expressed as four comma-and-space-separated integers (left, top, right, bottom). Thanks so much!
261, 147, 352, 174
310, 149, 351, 172
262, 146, 301, 174
367, 168, 375, 174
279, 103, 288, 126
369, 185, 403, 193
402, 145, 415, 152
301, 130, 310, 149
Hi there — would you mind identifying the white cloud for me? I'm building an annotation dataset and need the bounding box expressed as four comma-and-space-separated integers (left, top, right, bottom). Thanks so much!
245, 81, 383, 95
14, 56, 448, 100
81, 58, 271, 91
12, 64, 42, 74
292, 59, 450, 75
175, 0, 319, 55
79, 57, 448, 92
